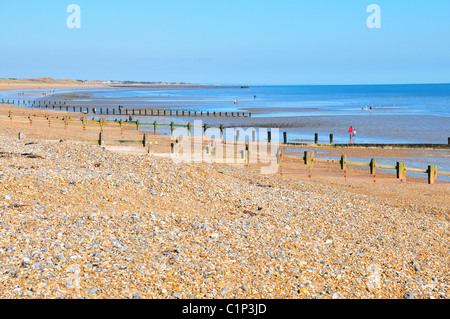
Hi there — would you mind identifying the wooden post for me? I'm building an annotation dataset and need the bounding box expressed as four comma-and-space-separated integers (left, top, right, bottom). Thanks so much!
283, 132, 287, 144
203, 123, 208, 137
136, 119, 140, 131
340, 155, 347, 170
153, 121, 157, 135
170, 121, 174, 135
99, 132, 104, 146
245, 143, 249, 164
276, 148, 282, 164
329, 134, 334, 144
18, 132, 24, 140
171, 143, 174, 154
428, 165, 437, 184
304, 151, 314, 168
314, 133, 319, 144
143, 133, 148, 147
370, 158, 376, 175
396, 162, 406, 179
220, 124, 224, 139
187, 123, 192, 136
268, 131, 271, 144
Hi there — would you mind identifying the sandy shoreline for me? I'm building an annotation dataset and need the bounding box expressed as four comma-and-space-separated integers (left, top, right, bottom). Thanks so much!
0, 102, 449, 299
0, 83, 109, 92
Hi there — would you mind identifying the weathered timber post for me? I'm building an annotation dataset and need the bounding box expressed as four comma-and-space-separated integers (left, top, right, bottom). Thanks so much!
245, 143, 249, 164
267, 131, 271, 144
136, 119, 140, 131
99, 132, 105, 146
171, 143, 174, 154
330, 134, 334, 144
187, 123, 192, 136
314, 133, 319, 144
276, 148, 282, 164
428, 165, 437, 184
396, 162, 406, 179
283, 132, 287, 144
370, 158, 376, 175
18, 132, 24, 140
203, 123, 208, 137
143, 133, 148, 147
220, 124, 224, 139
153, 121, 157, 135
170, 121, 174, 135
304, 151, 314, 168
340, 155, 347, 170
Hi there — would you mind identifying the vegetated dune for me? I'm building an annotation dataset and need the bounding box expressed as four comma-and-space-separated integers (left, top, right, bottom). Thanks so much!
0, 77, 82, 84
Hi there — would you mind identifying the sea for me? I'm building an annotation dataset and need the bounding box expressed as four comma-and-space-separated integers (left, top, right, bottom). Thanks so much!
1, 84, 449, 181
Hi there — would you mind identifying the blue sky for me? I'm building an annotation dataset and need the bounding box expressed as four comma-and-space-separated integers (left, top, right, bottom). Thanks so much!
0, 0, 449, 85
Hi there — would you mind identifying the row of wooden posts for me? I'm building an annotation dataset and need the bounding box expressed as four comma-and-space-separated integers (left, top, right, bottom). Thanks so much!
2, 99, 251, 117
12, 109, 448, 184
303, 151, 448, 184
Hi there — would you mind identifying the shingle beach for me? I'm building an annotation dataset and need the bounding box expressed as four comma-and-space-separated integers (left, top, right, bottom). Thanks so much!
0, 111, 449, 299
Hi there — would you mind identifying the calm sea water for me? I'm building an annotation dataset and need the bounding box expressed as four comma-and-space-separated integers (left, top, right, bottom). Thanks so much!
4, 83, 448, 142
2, 84, 449, 180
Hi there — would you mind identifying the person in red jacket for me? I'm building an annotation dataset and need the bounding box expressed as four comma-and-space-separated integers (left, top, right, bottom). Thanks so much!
348, 126, 353, 139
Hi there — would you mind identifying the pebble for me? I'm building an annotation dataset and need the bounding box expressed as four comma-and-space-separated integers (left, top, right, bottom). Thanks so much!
0, 121, 448, 300
172, 292, 182, 299
220, 288, 229, 297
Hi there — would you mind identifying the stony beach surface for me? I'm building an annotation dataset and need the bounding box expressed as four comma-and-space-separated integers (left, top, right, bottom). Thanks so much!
0, 111, 449, 299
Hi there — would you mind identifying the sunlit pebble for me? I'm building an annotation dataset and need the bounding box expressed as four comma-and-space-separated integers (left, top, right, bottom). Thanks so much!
0, 123, 448, 299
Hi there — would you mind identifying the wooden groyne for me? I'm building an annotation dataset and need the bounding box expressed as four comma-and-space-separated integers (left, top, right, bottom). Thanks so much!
6, 108, 449, 185
1, 99, 251, 118
302, 150, 449, 184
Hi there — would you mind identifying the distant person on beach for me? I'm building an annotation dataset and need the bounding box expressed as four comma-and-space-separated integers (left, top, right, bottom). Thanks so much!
353, 128, 357, 140
348, 126, 353, 139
